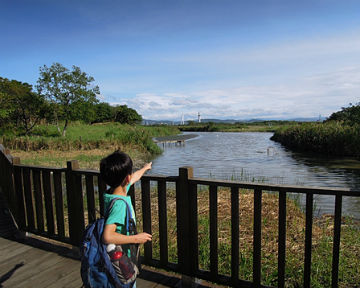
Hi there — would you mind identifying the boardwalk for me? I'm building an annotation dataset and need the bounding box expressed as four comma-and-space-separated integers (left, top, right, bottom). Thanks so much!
0, 236, 82, 288
153, 134, 198, 144
0, 236, 188, 288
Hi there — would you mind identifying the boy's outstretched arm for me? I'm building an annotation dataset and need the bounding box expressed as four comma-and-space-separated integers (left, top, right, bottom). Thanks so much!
130, 162, 152, 184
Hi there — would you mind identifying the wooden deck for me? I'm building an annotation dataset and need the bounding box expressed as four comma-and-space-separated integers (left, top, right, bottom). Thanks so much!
0, 235, 187, 288
153, 134, 198, 144
0, 236, 82, 288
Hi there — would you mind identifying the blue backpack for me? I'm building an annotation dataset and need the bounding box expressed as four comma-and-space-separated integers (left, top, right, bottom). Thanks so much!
80, 198, 135, 288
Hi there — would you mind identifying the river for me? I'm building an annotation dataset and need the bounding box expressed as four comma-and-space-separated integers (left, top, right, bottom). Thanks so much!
149, 132, 360, 219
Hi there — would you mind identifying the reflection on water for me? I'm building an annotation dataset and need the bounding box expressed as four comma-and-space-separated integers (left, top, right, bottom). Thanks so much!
149, 132, 360, 219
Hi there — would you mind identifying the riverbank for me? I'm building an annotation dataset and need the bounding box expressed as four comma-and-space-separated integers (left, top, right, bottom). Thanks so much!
3, 123, 179, 169
271, 122, 360, 158
178, 121, 299, 133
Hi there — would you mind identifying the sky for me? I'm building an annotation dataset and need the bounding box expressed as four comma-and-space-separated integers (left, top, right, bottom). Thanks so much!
1, 0, 360, 121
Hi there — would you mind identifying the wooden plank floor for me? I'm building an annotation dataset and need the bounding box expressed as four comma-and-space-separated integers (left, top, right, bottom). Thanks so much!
0, 236, 182, 288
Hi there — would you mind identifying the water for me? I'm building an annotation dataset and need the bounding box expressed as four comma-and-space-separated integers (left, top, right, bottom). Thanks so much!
149, 132, 360, 219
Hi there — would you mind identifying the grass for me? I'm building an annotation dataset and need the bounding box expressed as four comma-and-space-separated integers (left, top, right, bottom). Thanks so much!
11, 148, 147, 170
3, 123, 179, 169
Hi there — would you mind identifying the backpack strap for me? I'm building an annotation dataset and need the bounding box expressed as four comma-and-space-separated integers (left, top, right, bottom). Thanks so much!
105, 197, 134, 232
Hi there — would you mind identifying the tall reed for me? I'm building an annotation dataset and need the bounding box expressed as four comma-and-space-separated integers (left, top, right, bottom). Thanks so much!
1, 123, 179, 155
271, 122, 360, 157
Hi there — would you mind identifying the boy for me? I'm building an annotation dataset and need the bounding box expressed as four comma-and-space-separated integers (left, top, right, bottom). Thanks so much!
100, 150, 152, 287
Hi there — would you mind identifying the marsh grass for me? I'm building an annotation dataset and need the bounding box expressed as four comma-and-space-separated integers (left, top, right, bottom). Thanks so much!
5, 123, 179, 169
2, 122, 178, 153
271, 122, 360, 157
11, 148, 145, 170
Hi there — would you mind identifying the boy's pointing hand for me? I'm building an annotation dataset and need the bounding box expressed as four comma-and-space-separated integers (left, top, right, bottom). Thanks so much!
144, 162, 152, 171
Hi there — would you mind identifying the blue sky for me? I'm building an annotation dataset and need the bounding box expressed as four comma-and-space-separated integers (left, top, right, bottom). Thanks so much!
1, 0, 360, 120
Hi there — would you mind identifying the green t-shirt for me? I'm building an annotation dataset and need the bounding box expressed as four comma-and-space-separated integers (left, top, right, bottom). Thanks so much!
104, 187, 135, 235
103, 185, 136, 257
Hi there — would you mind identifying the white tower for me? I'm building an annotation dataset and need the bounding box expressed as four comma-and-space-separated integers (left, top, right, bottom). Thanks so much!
198, 112, 201, 123
181, 114, 185, 125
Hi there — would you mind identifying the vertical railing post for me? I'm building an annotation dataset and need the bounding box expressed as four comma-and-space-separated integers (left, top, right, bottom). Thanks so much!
331, 194, 342, 288
209, 185, 218, 279
177, 166, 194, 283
85, 175, 96, 224
158, 180, 168, 267
66, 160, 85, 246
278, 189, 287, 288
253, 188, 262, 287
304, 192, 314, 288
0, 146, 23, 238
141, 178, 152, 263
23, 166, 35, 232
12, 157, 26, 230
231, 187, 239, 285
42, 169, 55, 236
0, 148, 17, 223
53, 171, 65, 240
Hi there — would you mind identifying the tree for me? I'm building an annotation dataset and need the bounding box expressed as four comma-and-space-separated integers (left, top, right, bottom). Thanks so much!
36, 63, 100, 136
0, 88, 14, 127
68, 100, 97, 123
92, 102, 114, 123
0, 77, 47, 134
114, 105, 142, 124
326, 102, 360, 125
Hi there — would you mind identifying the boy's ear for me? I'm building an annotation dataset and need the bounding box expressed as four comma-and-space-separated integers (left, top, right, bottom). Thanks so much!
125, 174, 131, 184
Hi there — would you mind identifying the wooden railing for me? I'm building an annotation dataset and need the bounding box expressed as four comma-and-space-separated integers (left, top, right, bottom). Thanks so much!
1, 145, 359, 288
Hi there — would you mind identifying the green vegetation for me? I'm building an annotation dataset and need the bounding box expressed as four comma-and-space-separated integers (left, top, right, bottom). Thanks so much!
179, 121, 299, 133
1, 63, 143, 138
134, 187, 360, 288
0, 62, 176, 168
0, 77, 48, 135
325, 102, 360, 126
271, 103, 360, 157
5, 123, 179, 169
37, 63, 100, 136
271, 122, 360, 157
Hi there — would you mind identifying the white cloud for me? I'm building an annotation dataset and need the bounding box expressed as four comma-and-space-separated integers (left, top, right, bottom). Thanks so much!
110, 66, 360, 120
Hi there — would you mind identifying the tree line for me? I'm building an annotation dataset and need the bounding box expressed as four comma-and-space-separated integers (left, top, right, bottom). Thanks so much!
0, 63, 142, 136
325, 102, 360, 125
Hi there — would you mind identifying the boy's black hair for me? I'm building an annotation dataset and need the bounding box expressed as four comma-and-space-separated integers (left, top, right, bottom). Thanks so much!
100, 150, 133, 189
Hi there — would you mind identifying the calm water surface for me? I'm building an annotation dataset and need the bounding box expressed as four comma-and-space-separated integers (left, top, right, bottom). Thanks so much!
149, 132, 360, 219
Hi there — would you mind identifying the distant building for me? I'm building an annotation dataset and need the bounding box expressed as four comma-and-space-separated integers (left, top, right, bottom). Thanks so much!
198, 112, 201, 123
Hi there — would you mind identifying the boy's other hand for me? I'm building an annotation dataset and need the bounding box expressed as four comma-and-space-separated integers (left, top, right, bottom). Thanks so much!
136, 232, 152, 244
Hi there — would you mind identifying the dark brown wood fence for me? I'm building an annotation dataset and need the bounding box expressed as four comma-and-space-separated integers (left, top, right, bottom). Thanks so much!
1, 144, 359, 288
